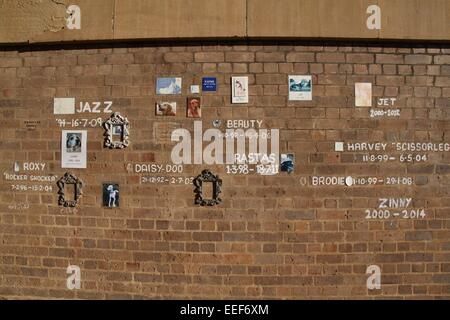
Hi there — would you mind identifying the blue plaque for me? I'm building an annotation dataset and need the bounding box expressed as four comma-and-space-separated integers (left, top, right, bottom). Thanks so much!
202, 77, 217, 92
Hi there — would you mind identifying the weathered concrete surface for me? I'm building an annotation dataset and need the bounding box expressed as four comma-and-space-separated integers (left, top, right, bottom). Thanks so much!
379, 0, 450, 40
0, 0, 67, 43
114, 0, 247, 40
30, 0, 114, 43
247, 0, 379, 39
0, 0, 449, 44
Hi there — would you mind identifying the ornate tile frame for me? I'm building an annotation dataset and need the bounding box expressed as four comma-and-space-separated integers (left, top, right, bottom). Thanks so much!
104, 112, 130, 149
193, 169, 222, 206
57, 172, 83, 207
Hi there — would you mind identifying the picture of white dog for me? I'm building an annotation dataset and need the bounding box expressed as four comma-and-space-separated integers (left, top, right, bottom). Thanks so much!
156, 77, 182, 95
103, 183, 119, 208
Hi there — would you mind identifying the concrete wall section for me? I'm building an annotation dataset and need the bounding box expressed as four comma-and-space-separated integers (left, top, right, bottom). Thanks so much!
0, 0, 67, 43
114, 0, 247, 40
247, 0, 380, 39
0, 1, 449, 44
379, 0, 450, 41
31, 0, 115, 43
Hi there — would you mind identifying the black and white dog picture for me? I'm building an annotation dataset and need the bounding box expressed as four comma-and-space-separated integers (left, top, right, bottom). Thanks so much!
66, 132, 82, 153
102, 183, 119, 208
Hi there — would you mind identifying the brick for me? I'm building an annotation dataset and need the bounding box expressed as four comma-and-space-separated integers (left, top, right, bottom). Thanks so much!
293, 63, 308, 73
434, 55, 450, 64
376, 75, 404, 86
225, 52, 255, 62
316, 53, 345, 63
286, 52, 315, 62
263, 63, 278, 73
405, 231, 433, 241
256, 52, 285, 62
194, 52, 224, 62
310, 63, 323, 73
316, 254, 344, 263
315, 275, 343, 285
2, 57, 22, 67
164, 52, 193, 63
432, 274, 450, 283
134, 52, 162, 64
284, 210, 316, 220
49, 248, 74, 258
441, 65, 450, 75
354, 64, 368, 74
427, 65, 441, 75
255, 73, 285, 84
376, 54, 404, 64
397, 65, 412, 75
318, 74, 346, 85
436, 77, 450, 87
134, 273, 162, 282
193, 232, 222, 241
78, 54, 106, 65
405, 55, 433, 64
23, 56, 48, 67
50, 56, 77, 66
249, 63, 263, 73
382, 65, 396, 75
406, 253, 433, 262
346, 53, 374, 63
233, 63, 248, 73
218, 63, 232, 73
436, 165, 450, 174
106, 53, 134, 65
202, 63, 216, 73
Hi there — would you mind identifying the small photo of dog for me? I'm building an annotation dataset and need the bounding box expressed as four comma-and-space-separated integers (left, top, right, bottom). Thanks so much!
102, 183, 119, 208
280, 154, 294, 174
156, 102, 177, 116
187, 97, 201, 118
112, 125, 123, 137
66, 132, 82, 153
156, 77, 182, 95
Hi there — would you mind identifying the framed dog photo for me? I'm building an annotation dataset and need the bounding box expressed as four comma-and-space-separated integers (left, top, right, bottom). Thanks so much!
61, 130, 87, 168
231, 76, 249, 104
103, 112, 130, 149
102, 183, 119, 208
187, 97, 201, 118
288, 75, 312, 101
57, 172, 83, 207
156, 102, 177, 116
156, 77, 182, 95
280, 153, 294, 174
112, 124, 123, 139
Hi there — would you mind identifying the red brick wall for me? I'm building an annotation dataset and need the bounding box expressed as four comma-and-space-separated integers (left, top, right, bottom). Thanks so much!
0, 42, 449, 299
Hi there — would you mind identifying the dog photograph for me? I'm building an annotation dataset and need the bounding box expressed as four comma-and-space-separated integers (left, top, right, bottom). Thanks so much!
65, 132, 82, 153
187, 97, 201, 118
102, 183, 119, 208
112, 125, 123, 137
280, 153, 294, 174
156, 77, 182, 95
288, 75, 312, 101
156, 102, 177, 116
